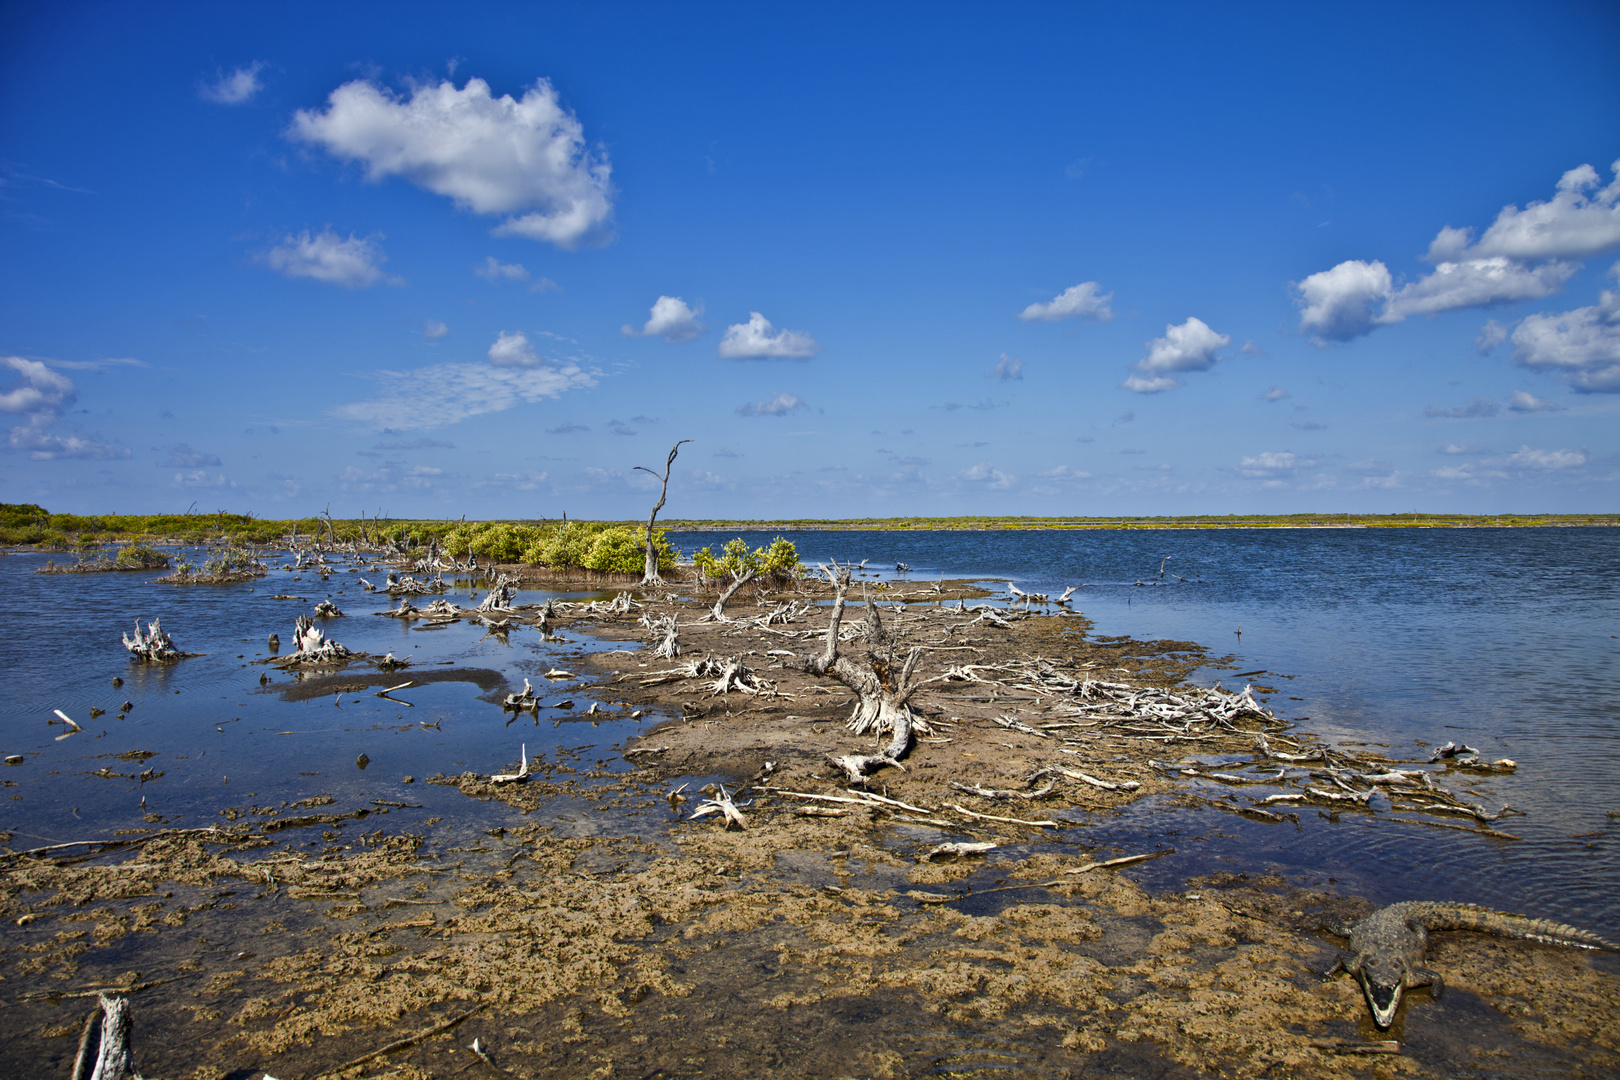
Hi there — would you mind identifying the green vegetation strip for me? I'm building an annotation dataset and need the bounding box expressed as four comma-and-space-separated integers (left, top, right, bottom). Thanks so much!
3, 502, 1615, 553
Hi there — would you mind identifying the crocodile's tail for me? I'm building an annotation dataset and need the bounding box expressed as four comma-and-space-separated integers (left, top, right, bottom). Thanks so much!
1401, 902, 1619, 951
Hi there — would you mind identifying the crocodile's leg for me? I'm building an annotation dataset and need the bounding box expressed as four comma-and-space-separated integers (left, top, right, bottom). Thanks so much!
1408, 965, 1445, 1000
1324, 952, 1357, 980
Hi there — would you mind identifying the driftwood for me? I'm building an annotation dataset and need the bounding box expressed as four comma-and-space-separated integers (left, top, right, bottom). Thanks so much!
709, 655, 772, 696
503, 678, 541, 713
51, 709, 84, 741
384, 571, 447, 595
70, 993, 131, 1080
313, 1003, 489, 1079
690, 785, 747, 829
492, 744, 530, 783
921, 841, 996, 861
122, 618, 179, 662
313, 600, 343, 618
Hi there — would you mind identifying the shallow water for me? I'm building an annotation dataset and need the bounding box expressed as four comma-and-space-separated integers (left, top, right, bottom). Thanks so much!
0, 550, 643, 858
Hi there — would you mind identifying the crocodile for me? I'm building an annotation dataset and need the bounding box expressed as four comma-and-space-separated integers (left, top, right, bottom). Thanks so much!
1325, 901, 1618, 1029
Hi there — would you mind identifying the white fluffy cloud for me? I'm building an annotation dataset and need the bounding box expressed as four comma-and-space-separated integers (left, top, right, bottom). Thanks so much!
290, 77, 613, 249
717, 312, 819, 360
263, 228, 393, 288
487, 331, 544, 367
1, 356, 129, 460
1294, 161, 1620, 343
1018, 281, 1114, 322
1123, 317, 1229, 393
1295, 256, 1574, 341
623, 296, 705, 343
1505, 264, 1620, 392
200, 62, 265, 105
0, 356, 75, 416
423, 320, 449, 339
1507, 389, 1563, 412
1382, 257, 1576, 321
335, 360, 596, 430
988, 353, 1023, 381
735, 392, 807, 416
1294, 259, 1393, 342
1427, 160, 1620, 263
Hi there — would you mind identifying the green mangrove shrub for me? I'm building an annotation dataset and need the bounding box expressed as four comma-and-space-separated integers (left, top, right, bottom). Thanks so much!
692, 536, 803, 583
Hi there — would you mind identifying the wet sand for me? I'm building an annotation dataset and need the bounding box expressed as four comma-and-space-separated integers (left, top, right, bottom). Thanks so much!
3, 573, 1616, 1079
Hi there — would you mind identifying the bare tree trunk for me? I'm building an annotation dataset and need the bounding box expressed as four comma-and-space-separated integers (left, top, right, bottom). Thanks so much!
782, 563, 932, 785
707, 566, 756, 621
71, 994, 131, 1080
633, 439, 692, 586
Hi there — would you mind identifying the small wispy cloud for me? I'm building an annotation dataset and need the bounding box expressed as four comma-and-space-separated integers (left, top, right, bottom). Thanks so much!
1425, 396, 1500, 419
475, 256, 529, 281
987, 353, 1023, 381
158, 443, 221, 468
1018, 281, 1113, 323
261, 228, 397, 288
200, 62, 266, 105
373, 437, 455, 450
736, 392, 807, 416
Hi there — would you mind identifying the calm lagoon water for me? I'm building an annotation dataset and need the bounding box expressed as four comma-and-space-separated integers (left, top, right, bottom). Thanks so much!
3, 526, 1618, 935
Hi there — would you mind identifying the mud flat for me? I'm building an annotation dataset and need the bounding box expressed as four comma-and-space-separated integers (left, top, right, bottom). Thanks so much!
2, 571, 1615, 1079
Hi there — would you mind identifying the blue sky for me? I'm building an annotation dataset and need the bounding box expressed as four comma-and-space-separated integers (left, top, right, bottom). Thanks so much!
2, 1, 1618, 519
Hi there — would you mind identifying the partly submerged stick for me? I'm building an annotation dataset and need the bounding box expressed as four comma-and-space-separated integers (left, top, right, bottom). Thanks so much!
312, 1002, 489, 1078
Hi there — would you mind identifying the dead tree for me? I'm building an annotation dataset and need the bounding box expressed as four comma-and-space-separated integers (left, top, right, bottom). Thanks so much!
704, 564, 757, 621
477, 573, 518, 613
122, 618, 180, 662
285, 614, 352, 663
633, 439, 691, 586
782, 562, 932, 783
642, 611, 680, 658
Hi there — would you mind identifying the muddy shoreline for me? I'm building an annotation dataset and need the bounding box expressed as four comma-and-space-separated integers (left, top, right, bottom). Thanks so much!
3, 571, 1616, 1079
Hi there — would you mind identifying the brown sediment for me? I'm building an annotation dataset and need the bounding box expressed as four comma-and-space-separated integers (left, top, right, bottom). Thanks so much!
1, 576, 1615, 1079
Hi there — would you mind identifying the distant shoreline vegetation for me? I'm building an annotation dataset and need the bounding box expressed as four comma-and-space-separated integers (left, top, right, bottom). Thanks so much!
1, 503, 1615, 551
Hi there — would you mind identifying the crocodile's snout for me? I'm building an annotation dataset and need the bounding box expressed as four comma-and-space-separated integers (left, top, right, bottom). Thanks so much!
1360, 969, 1404, 1029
